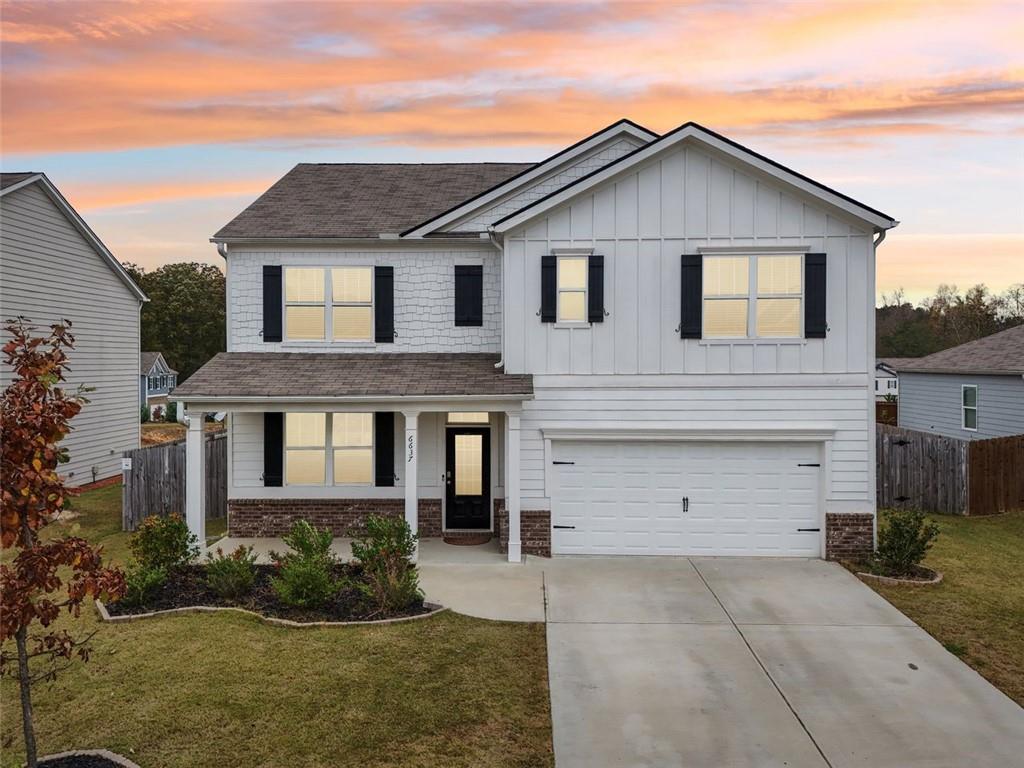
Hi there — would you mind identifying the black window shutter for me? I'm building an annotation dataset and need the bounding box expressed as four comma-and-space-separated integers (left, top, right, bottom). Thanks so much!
540, 255, 556, 323
263, 412, 283, 487
588, 255, 605, 323
375, 266, 394, 343
680, 254, 702, 338
262, 265, 282, 342
454, 265, 483, 326
374, 412, 395, 487
805, 253, 827, 338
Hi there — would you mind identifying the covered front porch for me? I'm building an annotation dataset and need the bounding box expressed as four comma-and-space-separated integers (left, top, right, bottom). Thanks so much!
173, 352, 534, 563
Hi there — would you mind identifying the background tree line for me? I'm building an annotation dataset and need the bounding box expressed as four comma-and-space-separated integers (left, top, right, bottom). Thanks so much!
123, 262, 225, 382
877, 283, 1024, 358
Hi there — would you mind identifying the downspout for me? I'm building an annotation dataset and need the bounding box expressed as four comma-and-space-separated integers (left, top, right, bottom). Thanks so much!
870, 227, 887, 550
488, 227, 505, 369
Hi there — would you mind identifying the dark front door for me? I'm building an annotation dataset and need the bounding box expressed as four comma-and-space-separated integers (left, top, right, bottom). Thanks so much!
445, 427, 490, 529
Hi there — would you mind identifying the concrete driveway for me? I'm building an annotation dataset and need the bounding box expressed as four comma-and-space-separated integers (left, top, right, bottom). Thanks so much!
544, 557, 1024, 768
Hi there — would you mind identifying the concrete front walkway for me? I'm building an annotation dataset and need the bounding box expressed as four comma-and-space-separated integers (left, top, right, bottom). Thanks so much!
544, 557, 1024, 768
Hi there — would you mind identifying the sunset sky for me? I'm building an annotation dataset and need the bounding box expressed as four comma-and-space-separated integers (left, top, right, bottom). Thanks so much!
2, 0, 1021, 303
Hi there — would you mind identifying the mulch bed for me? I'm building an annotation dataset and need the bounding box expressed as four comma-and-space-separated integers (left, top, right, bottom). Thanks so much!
850, 561, 943, 585
40, 754, 137, 768
104, 564, 429, 623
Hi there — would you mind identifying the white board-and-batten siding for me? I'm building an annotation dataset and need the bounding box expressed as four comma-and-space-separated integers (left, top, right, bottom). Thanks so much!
0, 183, 141, 486
502, 143, 876, 514
226, 247, 500, 353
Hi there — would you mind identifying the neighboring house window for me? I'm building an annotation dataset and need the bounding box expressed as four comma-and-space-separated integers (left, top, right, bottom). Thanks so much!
888, 380, 896, 390
331, 267, 373, 341
332, 413, 373, 484
557, 255, 588, 323
285, 413, 326, 485
703, 254, 802, 338
962, 385, 978, 431
285, 268, 326, 340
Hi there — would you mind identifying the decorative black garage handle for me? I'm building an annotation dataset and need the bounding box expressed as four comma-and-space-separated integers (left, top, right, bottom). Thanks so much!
797, 528, 821, 532
553, 525, 576, 530
552, 460, 575, 465
797, 463, 821, 467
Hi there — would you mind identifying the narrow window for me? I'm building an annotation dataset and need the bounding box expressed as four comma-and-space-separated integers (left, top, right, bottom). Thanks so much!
285, 413, 326, 485
557, 256, 588, 323
962, 385, 978, 431
703, 256, 749, 337
332, 267, 373, 341
756, 255, 802, 337
285, 268, 326, 340
332, 413, 373, 484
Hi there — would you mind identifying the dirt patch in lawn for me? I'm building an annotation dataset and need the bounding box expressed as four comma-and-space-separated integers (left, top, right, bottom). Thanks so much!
105, 564, 431, 623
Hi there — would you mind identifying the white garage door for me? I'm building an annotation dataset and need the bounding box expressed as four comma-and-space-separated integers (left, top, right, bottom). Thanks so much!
552, 441, 822, 557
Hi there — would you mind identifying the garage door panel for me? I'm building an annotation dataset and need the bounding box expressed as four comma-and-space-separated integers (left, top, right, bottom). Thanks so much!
552, 440, 822, 557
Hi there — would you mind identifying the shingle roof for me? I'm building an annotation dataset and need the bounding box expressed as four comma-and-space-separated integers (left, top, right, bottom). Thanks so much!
877, 357, 920, 371
895, 325, 1024, 375
213, 163, 534, 240
173, 353, 533, 399
141, 352, 177, 375
1, 172, 41, 190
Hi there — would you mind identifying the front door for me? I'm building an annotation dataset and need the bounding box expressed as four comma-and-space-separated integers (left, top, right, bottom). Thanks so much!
445, 427, 490, 529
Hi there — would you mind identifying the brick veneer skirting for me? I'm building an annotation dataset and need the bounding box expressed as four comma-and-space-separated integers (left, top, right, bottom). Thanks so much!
228, 498, 442, 538
825, 513, 874, 560
494, 500, 551, 558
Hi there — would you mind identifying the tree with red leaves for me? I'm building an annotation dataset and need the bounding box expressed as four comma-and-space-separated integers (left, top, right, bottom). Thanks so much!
0, 318, 126, 767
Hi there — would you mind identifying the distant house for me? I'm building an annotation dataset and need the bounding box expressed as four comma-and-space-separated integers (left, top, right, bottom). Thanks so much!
0, 172, 149, 486
140, 351, 178, 413
896, 325, 1024, 440
874, 357, 917, 400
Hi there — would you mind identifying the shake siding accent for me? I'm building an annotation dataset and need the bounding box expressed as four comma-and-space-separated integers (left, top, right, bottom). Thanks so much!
0, 184, 141, 486
898, 372, 1024, 440
227, 248, 501, 353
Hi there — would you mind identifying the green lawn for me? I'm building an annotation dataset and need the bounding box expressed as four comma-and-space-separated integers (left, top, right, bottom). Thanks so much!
861, 509, 1024, 707
0, 486, 553, 768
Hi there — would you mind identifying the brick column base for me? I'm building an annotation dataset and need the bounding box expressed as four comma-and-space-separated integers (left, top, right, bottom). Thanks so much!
228, 498, 442, 538
825, 513, 874, 561
494, 500, 551, 558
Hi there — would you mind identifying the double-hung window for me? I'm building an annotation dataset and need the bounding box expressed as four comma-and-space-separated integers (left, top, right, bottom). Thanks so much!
284, 267, 374, 341
703, 254, 802, 338
557, 256, 588, 323
962, 385, 978, 431
284, 412, 374, 485
332, 413, 373, 483
285, 413, 326, 485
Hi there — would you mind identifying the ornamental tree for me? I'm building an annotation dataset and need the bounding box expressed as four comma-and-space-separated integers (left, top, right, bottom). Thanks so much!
0, 318, 126, 767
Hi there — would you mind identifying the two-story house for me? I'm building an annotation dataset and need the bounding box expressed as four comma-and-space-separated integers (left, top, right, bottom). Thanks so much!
173, 119, 898, 562
140, 351, 178, 414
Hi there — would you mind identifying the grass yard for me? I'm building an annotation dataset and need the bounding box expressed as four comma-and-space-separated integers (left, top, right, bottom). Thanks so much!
862, 509, 1024, 707
0, 486, 553, 768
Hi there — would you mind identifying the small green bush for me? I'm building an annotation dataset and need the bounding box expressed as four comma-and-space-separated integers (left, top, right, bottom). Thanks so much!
205, 545, 257, 599
120, 563, 167, 608
876, 508, 940, 575
350, 515, 422, 613
140, 405, 150, 423
130, 513, 199, 571
270, 520, 341, 609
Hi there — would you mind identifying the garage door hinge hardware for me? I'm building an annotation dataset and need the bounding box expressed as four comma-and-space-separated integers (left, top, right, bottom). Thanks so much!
797, 528, 821, 532
552, 460, 575, 465
797, 463, 821, 467
682, 496, 689, 513
553, 525, 576, 530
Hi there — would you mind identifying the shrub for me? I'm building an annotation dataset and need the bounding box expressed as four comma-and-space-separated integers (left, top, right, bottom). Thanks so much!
120, 563, 167, 608
151, 405, 165, 421
140, 404, 150, 423
129, 513, 200, 571
165, 401, 178, 422
205, 545, 257, 599
350, 515, 422, 613
270, 520, 341, 609
876, 508, 940, 575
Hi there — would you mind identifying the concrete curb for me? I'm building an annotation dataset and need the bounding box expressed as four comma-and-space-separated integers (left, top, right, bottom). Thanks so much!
95, 599, 446, 628
36, 748, 142, 767
856, 568, 943, 586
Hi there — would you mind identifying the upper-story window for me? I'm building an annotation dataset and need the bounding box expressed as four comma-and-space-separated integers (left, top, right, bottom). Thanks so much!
557, 255, 588, 323
284, 267, 373, 342
962, 385, 978, 431
703, 254, 802, 338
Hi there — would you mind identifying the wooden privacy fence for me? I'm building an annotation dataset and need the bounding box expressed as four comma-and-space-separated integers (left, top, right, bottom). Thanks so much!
122, 433, 226, 531
876, 425, 1024, 516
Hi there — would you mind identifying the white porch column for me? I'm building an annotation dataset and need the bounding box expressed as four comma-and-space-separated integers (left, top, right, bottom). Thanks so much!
185, 410, 206, 544
403, 410, 419, 563
505, 412, 522, 563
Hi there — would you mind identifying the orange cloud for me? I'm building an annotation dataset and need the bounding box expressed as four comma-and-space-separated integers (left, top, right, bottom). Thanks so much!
63, 176, 273, 211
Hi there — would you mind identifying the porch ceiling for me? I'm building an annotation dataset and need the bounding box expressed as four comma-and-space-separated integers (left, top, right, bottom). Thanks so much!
173, 352, 533, 401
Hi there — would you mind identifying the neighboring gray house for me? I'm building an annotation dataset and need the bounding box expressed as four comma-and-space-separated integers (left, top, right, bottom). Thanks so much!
140, 351, 178, 411
897, 325, 1024, 440
0, 172, 148, 486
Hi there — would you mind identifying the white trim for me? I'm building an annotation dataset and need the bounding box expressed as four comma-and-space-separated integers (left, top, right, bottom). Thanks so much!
1, 173, 149, 302
492, 124, 897, 233
176, 395, 531, 412
542, 423, 838, 442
